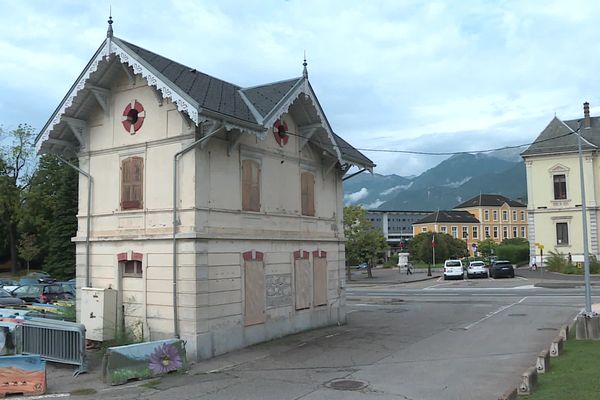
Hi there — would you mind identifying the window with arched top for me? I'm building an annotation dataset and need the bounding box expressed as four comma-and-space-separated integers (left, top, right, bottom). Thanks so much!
121, 156, 144, 210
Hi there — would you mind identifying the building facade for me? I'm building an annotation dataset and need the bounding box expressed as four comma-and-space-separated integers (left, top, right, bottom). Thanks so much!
412, 210, 480, 255
412, 194, 528, 255
365, 210, 432, 253
34, 24, 373, 360
454, 194, 528, 245
522, 102, 599, 263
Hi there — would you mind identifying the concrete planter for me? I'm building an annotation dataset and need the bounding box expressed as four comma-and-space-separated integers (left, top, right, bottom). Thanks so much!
103, 339, 187, 385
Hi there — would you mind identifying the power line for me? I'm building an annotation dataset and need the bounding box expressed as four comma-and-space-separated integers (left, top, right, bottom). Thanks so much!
285, 127, 577, 157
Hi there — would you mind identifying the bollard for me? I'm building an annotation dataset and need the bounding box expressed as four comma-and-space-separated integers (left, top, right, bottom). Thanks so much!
550, 336, 563, 357
518, 366, 538, 395
559, 324, 569, 341
536, 349, 550, 374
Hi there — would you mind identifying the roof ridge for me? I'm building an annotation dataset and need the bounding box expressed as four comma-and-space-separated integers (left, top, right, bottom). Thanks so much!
241, 77, 302, 91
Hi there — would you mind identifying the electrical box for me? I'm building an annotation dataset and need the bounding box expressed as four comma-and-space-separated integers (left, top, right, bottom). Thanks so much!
81, 287, 117, 342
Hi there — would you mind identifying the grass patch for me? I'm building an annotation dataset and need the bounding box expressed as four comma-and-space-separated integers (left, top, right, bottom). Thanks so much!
70, 388, 98, 396
528, 333, 600, 399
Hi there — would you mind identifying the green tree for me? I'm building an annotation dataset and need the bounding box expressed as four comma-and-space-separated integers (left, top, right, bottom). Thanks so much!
17, 233, 39, 273
22, 155, 78, 279
409, 232, 467, 265
343, 205, 388, 279
477, 238, 497, 259
0, 124, 35, 274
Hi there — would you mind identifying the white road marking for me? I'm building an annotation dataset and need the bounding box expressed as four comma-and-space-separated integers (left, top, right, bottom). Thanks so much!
10, 395, 70, 399
463, 297, 528, 330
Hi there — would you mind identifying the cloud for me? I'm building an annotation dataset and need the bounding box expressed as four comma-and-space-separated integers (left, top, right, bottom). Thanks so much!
442, 177, 472, 188
344, 188, 369, 204
365, 199, 385, 209
380, 182, 413, 196
3, 0, 600, 177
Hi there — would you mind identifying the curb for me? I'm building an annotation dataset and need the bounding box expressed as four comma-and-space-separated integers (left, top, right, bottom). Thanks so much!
504, 319, 576, 397
346, 275, 441, 286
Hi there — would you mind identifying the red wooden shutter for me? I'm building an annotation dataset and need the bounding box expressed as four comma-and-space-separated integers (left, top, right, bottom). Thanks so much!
242, 160, 260, 212
121, 157, 143, 210
301, 172, 315, 216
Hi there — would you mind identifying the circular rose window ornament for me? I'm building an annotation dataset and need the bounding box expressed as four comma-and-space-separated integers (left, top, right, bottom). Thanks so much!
273, 119, 289, 146
121, 100, 146, 135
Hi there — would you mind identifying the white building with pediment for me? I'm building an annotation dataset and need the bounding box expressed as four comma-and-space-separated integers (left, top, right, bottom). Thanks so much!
522, 102, 600, 264
35, 20, 374, 360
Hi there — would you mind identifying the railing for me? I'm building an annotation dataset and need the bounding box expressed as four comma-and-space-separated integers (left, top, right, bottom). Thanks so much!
16, 317, 87, 374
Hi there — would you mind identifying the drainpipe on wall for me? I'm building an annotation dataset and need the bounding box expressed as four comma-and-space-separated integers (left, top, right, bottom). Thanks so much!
172, 123, 224, 339
57, 155, 93, 288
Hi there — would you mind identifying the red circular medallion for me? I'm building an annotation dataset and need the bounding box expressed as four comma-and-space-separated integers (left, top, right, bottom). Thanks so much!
121, 100, 146, 134
273, 119, 289, 146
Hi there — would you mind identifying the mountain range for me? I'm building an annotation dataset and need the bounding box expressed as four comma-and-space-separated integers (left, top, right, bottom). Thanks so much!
343, 150, 527, 211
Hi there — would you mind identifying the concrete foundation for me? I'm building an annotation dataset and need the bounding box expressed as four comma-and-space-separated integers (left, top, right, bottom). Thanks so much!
575, 313, 600, 340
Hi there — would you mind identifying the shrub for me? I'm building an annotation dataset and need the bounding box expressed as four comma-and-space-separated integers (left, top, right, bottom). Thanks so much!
496, 244, 529, 264
383, 254, 399, 268
546, 250, 569, 272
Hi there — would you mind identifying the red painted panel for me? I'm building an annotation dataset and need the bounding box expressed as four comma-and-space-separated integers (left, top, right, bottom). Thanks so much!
132, 252, 144, 262
117, 252, 128, 262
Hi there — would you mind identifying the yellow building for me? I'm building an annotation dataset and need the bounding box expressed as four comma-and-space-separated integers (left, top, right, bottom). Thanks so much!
413, 194, 528, 255
454, 194, 528, 245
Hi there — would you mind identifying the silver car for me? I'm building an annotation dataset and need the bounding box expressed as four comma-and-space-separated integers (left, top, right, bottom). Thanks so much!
467, 261, 488, 279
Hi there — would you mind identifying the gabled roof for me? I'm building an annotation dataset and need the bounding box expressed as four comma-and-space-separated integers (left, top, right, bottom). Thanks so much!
521, 116, 600, 157
240, 78, 302, 120
414, 210, 480, 224
120, 39, 258, 124
35, 33, 374, 171
454, 194, 526, 208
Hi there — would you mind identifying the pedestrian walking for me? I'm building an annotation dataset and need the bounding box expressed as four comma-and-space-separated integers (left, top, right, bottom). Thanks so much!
406, 262, 413, 275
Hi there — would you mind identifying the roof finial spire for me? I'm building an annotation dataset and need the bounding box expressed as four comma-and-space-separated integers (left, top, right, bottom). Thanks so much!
302, 50, 308, 79
107, 7, 113, 38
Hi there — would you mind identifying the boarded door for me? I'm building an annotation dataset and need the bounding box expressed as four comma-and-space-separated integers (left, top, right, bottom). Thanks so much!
243, 251, 266, 326
313, 251, 327, 306
294, 251, 311, 310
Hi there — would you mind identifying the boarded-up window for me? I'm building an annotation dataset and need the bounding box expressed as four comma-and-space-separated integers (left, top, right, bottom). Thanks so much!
121, 156, 144, 210
301, 172, 315, 216
242, 159, 261, 212
243, 251, 266, 326
294, 251, 311, 310
313, 251, 327, 306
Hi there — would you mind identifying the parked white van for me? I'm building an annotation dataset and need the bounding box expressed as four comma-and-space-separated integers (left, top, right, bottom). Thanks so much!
443, 259, 464, 280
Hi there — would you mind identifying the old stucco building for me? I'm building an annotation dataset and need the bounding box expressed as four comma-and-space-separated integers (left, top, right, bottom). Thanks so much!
34, 21, 373, 360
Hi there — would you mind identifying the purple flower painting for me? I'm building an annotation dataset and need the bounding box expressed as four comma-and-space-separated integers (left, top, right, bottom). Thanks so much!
148, 343, 182, 375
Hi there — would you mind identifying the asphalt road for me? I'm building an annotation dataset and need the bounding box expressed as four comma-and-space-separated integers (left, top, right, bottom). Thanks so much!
49, 275, 591, 400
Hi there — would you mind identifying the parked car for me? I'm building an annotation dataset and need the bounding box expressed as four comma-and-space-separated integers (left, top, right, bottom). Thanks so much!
10, 284, 72, 304
466, 261, 488, 279
0, 288, 25, 306
58, 281, 76, 297
489, 260, 515, 278
0, 279, 18, 287
356, 262, 368, 270
19, 271, 54, 285
443, 259, 464, 280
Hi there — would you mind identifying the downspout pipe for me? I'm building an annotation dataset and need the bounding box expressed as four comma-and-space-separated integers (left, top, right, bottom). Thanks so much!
57, 155, 93, 288
172, 123, 224, 339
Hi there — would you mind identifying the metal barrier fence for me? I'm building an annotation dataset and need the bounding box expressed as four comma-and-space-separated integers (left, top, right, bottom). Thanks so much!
16, 317, 86, 374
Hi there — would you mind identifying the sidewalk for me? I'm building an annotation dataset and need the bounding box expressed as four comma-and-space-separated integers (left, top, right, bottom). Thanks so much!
347, 266, 441, 285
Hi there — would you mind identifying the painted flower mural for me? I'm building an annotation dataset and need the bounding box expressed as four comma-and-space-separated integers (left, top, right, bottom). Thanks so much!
148, 343, 182, 375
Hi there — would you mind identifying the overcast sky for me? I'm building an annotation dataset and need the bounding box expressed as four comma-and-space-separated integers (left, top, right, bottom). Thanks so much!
1, 0, 600, 176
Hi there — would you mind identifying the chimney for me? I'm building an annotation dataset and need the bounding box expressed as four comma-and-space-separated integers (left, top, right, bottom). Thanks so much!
583, 102, 591, 129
